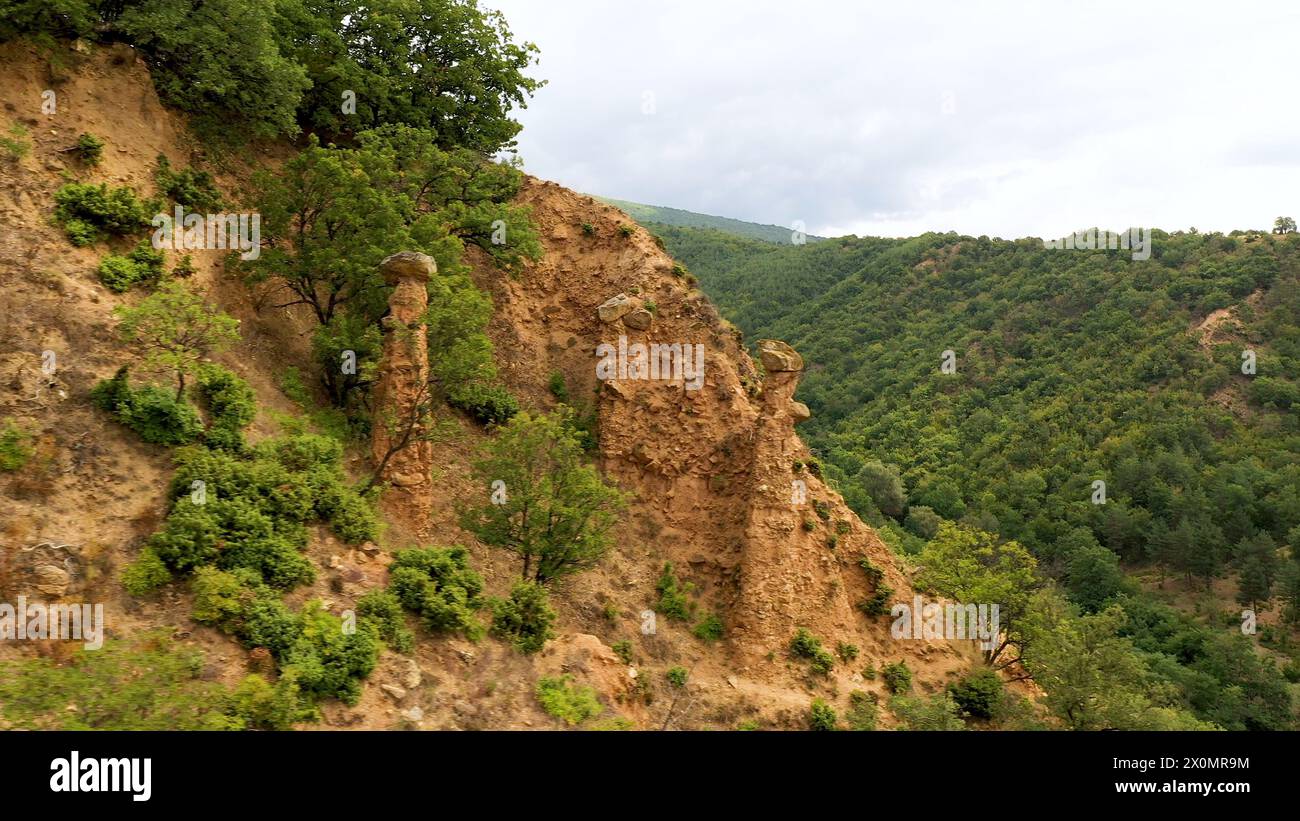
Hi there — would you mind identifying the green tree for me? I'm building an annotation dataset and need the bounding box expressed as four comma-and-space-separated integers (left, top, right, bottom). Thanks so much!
114, 280, 241, 401
916, 523, 1039, 665
272, 0, 542, 150
462, 410, 626, 583
1235, 532, 1278, 610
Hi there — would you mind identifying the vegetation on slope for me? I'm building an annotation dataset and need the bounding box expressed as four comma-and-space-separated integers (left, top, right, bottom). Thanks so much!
664, 224, 1300, 729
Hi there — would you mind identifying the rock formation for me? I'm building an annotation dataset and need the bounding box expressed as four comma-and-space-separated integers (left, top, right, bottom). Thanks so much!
370, 251, 436, 527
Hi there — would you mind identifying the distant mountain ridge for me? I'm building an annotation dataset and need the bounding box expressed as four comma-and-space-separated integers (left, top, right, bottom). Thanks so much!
596, 196, 826, 244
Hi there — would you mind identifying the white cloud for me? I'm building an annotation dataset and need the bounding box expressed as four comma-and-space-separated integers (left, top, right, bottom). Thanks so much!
489, 0, 1300, 238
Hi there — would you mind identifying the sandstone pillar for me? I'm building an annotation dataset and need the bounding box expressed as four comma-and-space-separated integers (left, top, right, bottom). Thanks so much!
371, 251, 436, 524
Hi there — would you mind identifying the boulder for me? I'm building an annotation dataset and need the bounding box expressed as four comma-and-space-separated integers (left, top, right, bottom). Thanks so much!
33, 565, 69, 597
598, 293, 634, 323
758, 339, 803, 372
623, 308, 653, 330
791, 401, 811, 423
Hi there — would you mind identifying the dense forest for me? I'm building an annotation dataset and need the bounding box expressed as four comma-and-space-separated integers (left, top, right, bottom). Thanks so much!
654, 221, 1300, 729
599, 198, 825, 245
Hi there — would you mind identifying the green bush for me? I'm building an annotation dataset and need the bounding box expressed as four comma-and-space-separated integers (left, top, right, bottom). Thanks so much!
890, 692, 967, 730
190, 567, 379, 706
611, 640, 634, 664
122, 547, 172, 596
692, 613, 724, 643
836, 642, 859, 662
790, 628, 835, 676
808, 697, 838, 731
666, 666, 688, 688
356, 589, 414, 654
846, 690, 878, 730
547, 371, 569, 402
96, 239, 166, 292
882, 660, 913, 695
0, 421, 33, 471
72, 132, 104, 165
0, 121, 28, 161
448, 381, 519, 426
490, 580, 556, 654
948, 668, 1004, 720
223, 673, 315, 730
536, 675, 602, 726
195, 364, 256, 451
154, 154, 223, 212
387, 547, 485, 639
0, 631, 238, 730
656, 562, 695, 622
53, 182, 155, 245
91, 368, 203, 445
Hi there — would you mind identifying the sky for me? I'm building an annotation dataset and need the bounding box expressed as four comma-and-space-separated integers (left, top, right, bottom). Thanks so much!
485, 0, 1300, 240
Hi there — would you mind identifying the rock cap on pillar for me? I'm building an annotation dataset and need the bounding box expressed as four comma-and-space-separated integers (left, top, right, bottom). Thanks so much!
380, 251, 437, 284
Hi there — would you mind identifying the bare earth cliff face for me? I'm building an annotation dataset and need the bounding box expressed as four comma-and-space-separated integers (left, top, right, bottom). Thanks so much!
0, 42, 984, 729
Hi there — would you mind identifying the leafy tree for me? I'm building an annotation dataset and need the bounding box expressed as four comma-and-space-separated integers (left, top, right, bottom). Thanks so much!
915, 524, 1039, 664
462, 410, 626, 583
1274, 216, 1296, 234
114, 0, 310, 139
114, 281, 241, 401
271, 0, 542, 151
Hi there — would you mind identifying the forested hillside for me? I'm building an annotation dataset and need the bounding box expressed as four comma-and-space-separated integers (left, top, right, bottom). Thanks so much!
659, 223, 1300, 729
598, 197, 824, 244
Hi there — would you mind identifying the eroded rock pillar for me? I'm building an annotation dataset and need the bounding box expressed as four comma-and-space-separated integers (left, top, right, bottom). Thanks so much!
371, 251, 436, 524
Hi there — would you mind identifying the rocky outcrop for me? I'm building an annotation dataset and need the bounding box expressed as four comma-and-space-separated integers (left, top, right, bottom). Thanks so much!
370, 252, 436, 526
758, 339, 803, 372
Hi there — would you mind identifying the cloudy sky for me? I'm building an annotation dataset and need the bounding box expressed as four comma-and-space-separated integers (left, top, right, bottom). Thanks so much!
486, 0, 1300, 240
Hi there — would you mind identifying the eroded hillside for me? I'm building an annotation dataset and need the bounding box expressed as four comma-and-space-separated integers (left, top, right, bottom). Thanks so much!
0, 41, 988, 729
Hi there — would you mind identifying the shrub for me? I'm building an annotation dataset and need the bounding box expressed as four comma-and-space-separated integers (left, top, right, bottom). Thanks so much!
808, 697, 838, 731
536, 675, 602, 726
121, 547, 172, 596
692, 613, 724, 643
813, 500, 831, 521
190, 568, 378, 706
656, 562, 695, 621
223, 673, 315, 730
172, 254, 196, 278
154, 154, 223, 211
890, 692, 966, 730
846, 690, 878, 730
836, 642, 859, 662
0, 631, 235, 730
0, 121, 28, 161
790, 628, 835, 676
91, 368, 204, 446
882, 660, 913, 694
53, 182, 155, 245
448, 381, 519, 426
618, 224, 635, 238
948, 668, 1004, 720
356, 589, 414, 653
581, 222, 595, 236
72, 132, 104, 165
490, 580, 556, 654
387, 547, 485, 639
666, 666, 688, 688
611, 640, 634, 665
195, 364, 256, 451
0, 422, 33, 471
96, 240, 166, 292
547, 371, 569, 402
